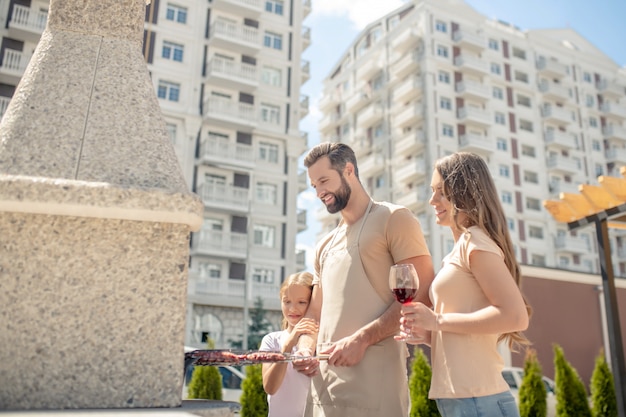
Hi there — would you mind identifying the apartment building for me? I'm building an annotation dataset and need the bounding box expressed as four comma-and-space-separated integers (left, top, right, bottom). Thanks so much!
316, 0, 626, 275
0, 0, 311, 349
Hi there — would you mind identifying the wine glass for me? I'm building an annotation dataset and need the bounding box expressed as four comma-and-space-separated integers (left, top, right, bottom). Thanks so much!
389, 263, 419, 341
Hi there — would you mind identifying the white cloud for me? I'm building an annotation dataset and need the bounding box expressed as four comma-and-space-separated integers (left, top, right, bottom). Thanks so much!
312, 0, 406, 29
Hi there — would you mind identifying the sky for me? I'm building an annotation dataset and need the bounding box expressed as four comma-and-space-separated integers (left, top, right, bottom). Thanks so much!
295, 0, 626, 270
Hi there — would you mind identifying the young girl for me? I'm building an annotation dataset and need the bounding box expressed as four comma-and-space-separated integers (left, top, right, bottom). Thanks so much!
399, 152, 531, 417
259, 271, 318, 417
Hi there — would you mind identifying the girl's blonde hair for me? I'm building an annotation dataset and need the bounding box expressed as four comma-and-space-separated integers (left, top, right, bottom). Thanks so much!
435, 152, 531, 349
279, 271, 314, 329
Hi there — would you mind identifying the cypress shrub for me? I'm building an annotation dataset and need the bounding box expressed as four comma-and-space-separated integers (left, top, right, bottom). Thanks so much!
553, 344, 591, 417
590, 349, 617, 417
519, 349, 548, 417
187, 339, 223, 400
408, 347, 440, 417
240, 364, 268, 417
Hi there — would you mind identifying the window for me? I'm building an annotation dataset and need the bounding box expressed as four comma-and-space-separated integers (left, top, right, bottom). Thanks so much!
592, 140, 601, 151
166, 123, 177, 144
375, 175, 385, 188
490, 63, 501, 75
499, 164, 510, 178
254, 224, 275, 247
435, 20, 447, 33
521, 145, 536, 157
162, 41, 184, 62
436, 45, 448, 58
166, 3, 187, 23
264, 31, 283, 50
438, 71, 450, 84
520, 119, 533, 132
514, 71, 529, 83
501, 191, 512, 204
558, 256, 570, 268
529, 225, 544, 239
261, 66, 282, 87
253, 267, 275, 284
198, 262, 221, 279
495, 112, 506, 125
524, 171, 539, 184
583, 72, 592, 83
497, 138, 508, 151
517, 95, 531, 107
442, 124, 454, 137
488, 38, 499, 50
595, 163, 603, 176
531, 254, 546, 266
265, 0, 283, 15
259, 142, 279, 163
507, 218, 515, 231
440, 97, 452, 110
260, 103, 280, 124
256, 182, 277, 204
586, 94, 594, 107
157, 80, 180, 102
526, 197, 541, 211
492, 87, 504, 100
512, 47, 526, 60
589, 117, 598, 127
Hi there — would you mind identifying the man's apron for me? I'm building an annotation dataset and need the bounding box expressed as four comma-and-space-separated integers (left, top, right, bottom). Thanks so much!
305, 201, 409, 417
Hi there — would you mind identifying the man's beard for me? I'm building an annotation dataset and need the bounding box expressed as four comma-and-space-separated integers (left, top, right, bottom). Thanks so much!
324, 175, 351, 214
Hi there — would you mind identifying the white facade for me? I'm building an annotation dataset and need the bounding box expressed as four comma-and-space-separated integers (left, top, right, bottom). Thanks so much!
316, 0, 626, 275
0, 0, 311, 349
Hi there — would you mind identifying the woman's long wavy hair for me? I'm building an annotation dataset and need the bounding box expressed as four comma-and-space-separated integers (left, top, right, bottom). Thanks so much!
435, 152, 531, 349
279, 271, 314, 330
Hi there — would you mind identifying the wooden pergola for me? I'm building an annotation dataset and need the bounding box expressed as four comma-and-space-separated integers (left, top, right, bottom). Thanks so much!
544, 171, 626, 416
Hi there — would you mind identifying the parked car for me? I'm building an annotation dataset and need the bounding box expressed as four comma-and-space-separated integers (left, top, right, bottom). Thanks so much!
183, 346, 245, 402
502, 366, 556, 417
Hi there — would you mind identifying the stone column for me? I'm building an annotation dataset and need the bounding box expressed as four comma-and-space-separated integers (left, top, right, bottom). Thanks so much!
0, 0, 203, 410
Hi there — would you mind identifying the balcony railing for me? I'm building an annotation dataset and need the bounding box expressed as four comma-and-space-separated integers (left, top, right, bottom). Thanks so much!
203, 96, 256, 126
210, 19, 260, 52
536, 57, 568, 78
544, 130, 577, 149
0, 49, 31, 77
603, 125, 626, 142
455, 80, 489, 100
191, 230, 248, 258
198, 135, 255, 168
9, 5, 47, 35
452, 29, 486, 51
196, 182, 249, 212
0, 96, 11, 120
206, 56, 257, 83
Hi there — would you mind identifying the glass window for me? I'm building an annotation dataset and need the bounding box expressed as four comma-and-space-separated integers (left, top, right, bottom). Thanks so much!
166, 123, 177, 144
256, 182, 277, 204
501, 191, 512, 204
260, 103, 280, 124
261, 66, 282, 87
442, 124, 454, 137
254, 224, 275, 247
264, 31, 283, 50
517, 95, 531, 107
265, 0, 284, 15
439, 97, 452, 110
259, 142, 279, 163
529, 225, 544, 238
492, 87, 504, 99
495, 112, 506, 125
490, 63, 501, 75
524, 171, 539, 184
436, 45, 448, 58
162, 41, 184, 62
520, 119, 533, 132
435, 20, 447, 33
253, 267, 275, 284
589, 117, 598, 127
157, 80, 180, 102
499, 164, 510, 178
488, 38, 499, 50
166, 3, 187, 24
512, 47, 526, 60
521, 145, 536, 157
514, 71, 529, 83
438, 71, 450, 84
497, 138, 508, 151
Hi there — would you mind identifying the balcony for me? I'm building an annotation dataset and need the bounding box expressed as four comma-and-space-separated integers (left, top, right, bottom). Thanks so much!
8, 5, 47, 42
538, 80, 571, 101
300, 95, 309, 119
548, 180, 579, 197
394, 77, 422, 103
318, 111, 341, 134
319, 89, 342, 112
394, 184, 429, 212
356, 55, 383, 80
546, 155, 580, 175
297, 209, 307, 232
394, 157, 427, 184
605, 148, 626, 164
301, 59, 310, 84
197, 135, 255, 169
395, 103, 423, 128
458, 133, 494, 154
541, 106, 573, 125
203, 96, 257, 129
191, 230, 248, 258
345, 89, 370, 114
302, 26, 311, 51
452, 29, 486, 52
544, 130, 578, 150
211, 0, 262, 16
536, 57, 568, 79
554, 235, 589, 254
298, 169, 308, 192
0, 49, 31, 84
596, 79, 626, 99
457, 106, 490, 127
205, 56, 258, 91
209, 19, 260, 55
196, 182, 250, 213
603, 125, 626, 143
391, 27, 419, 53
392, 49, 421, 78
455, 80, 490, 101
359, 152, 385, 175
302, 0, 312, 18
601, 102, 626, 120
395, 129, 425, 156
295, 249, 306, 271
454, 54, 488, 76
358, 103, 384, 128
188, 273, 281, 310
0, 96, 11, 120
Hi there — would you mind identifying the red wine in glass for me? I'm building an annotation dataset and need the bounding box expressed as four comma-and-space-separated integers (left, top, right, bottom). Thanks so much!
392, 287, 417, 304
389, 263, 419, 341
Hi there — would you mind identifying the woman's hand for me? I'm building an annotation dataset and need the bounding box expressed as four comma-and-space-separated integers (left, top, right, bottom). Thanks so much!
283, 318, 318, 353
400, 302, 439, 331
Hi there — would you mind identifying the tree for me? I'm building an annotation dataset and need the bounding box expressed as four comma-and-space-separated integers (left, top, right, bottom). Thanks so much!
240, 364, 268, 417
408, 347, 440, 417
230, 296, 273, 350
553, 344, 591, 417
519, 349, 547, 417
590, 349, 617, 417
187, 338, 223, 400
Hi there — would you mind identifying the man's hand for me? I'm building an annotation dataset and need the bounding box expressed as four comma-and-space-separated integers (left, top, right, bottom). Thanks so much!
321, 334, 368, 367
292, 348, 319, 377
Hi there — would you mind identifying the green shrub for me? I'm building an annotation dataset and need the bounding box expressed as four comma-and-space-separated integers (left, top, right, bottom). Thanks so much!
553, 344, 591, 417
187, 338, 223, 400
240, 364, 268, 417
408, 347, 440, 417
519, 349, 548, 417
590, 349, 617, 417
